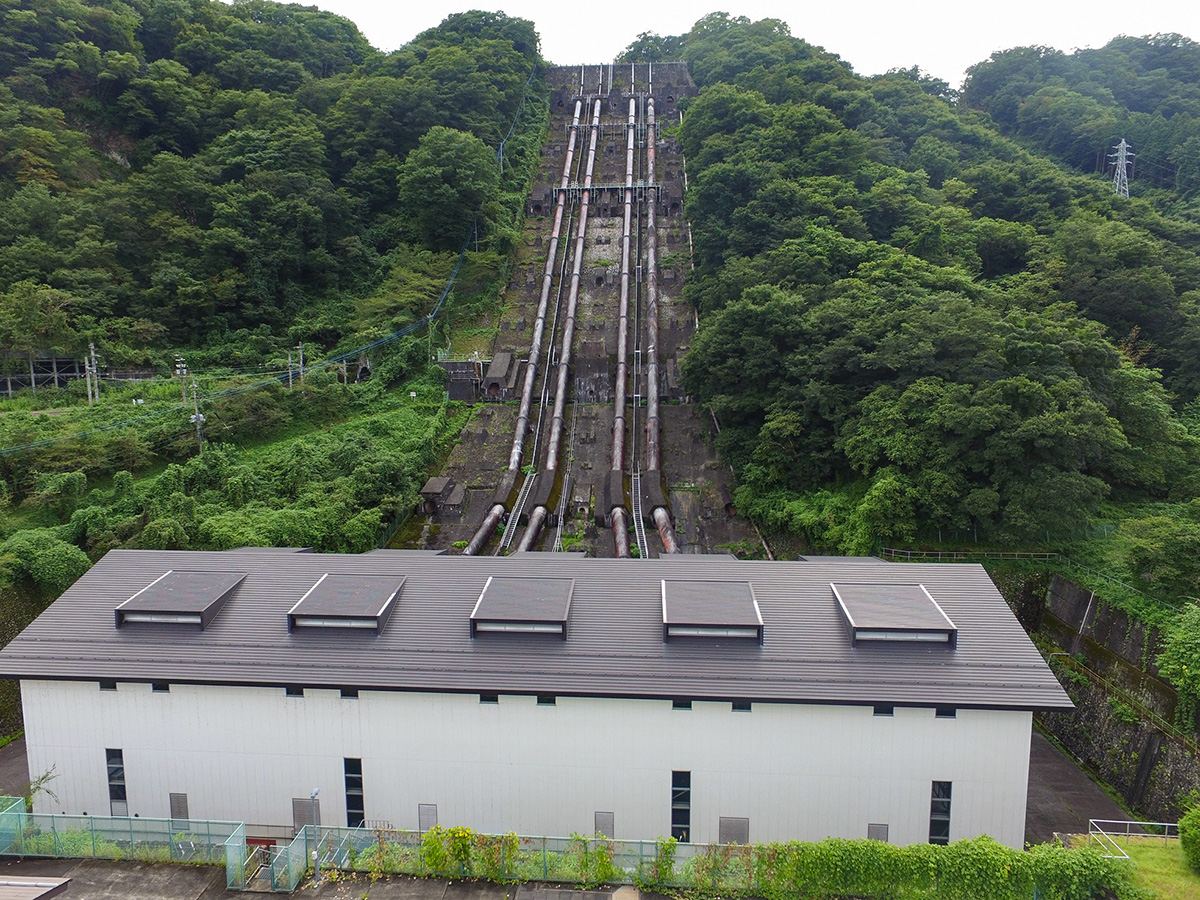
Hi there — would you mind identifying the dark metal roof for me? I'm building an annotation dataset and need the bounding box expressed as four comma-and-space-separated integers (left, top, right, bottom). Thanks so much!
286, 574, 403, 633
470, 576, 574, 636
661, 580, 763, 642
0, 550, 1072, 710
832, 583, 957, 647
114, 570, 245, 629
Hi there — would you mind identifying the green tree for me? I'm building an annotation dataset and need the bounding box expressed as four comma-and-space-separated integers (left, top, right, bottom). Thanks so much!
396, 126, 498, 251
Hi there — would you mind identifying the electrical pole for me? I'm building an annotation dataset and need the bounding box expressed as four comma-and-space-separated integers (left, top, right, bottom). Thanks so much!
84, 350, 94, 406
175, 356, 188, 402
190, 380, 205, 455
89, 342, 98, 404
287, 350, 293, 388
1110, 138, 1134, 199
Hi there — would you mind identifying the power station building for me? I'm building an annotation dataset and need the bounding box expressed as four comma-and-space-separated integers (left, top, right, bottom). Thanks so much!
0, 549, 1069, 847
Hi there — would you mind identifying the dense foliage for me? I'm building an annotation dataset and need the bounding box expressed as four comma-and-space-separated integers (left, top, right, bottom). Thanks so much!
664, 14, 1200, 555
1182, 802, 1200, 873
0, 0, 543, 365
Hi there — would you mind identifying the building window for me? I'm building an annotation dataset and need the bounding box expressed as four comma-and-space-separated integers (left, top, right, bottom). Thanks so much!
418, 803, 438, 833
152, 682, 169, 693
672, 699, 692, 710
929, 781, 952, 845
731, 700, 751, 712
99, 680, 116, 691
935, 706, 956, 719
480, 692, 499, 704
718, 817, 749, 844
285, 686, 303, 697
536, 694, 556, 706
671, 770, 690, 842
595, 811, 615, 838
867, 823, 889, 842
106, 748, 127, 817
344, 758, 364, 828
341, 688, 359, 699
169, 792, 189, 822
873, 705, 894, 716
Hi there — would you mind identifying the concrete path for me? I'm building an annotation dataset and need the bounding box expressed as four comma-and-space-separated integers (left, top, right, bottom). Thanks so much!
1024, 731, 1133, 844
0, 736, 28, 799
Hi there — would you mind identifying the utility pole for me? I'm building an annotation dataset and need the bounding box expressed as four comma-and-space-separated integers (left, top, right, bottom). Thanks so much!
189, 380, 205, 455
83, 350, 94, 406
1110, 138, 1134, 198
175, 356, 188, 402
287, 350, 293, 388
88, 342, 98, 404
296, 342, 305, 384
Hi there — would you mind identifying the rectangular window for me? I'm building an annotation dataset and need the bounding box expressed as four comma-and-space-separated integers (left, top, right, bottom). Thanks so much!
595, 811, 615, 838
341, 688, 359, 699
106, 748, 127, 817
672, 699, 692, 710
418, 803, 438, 833
152, 682, 169, 693
99, 680, 116, 691
731, 700, 752, 712
867, 823, 889, 842
285, 686, 304, 697
873, 705, 894, 716
344, 758, 364, 828
536, 694, 556, 706
929, 781, 952, 845
935, 706, 956, 719
671, 770, 690, 842
718, 817, 749, 844
169, 792, 189, 822
480, 692, 499, 704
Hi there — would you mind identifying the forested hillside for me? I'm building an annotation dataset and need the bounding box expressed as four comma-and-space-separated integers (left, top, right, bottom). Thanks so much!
0, 1, 547, 606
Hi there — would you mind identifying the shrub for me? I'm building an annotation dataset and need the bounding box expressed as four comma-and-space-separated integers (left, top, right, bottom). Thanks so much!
1181, 804, 1200, 873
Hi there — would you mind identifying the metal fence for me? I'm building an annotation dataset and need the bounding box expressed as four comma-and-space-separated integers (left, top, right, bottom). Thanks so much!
1089, 819, 1179, 859
0, 797, 247, 887
295, 825, 744, 890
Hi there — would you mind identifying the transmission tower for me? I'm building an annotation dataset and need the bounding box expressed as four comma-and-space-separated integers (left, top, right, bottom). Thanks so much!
1109, 138, 1134, 198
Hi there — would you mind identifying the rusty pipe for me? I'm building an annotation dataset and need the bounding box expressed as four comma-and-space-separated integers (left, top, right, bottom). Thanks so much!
464, 100, 584, 555
612, 506, 630, 557
611, 98, 636, 472
644, 99, 680, 553
518, 98, 603, 552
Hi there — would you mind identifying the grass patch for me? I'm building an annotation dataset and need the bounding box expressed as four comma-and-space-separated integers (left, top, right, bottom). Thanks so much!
1120, 836, 1200, 900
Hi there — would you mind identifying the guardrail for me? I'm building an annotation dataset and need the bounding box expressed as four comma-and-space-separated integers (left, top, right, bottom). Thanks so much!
1088, 819, 1178, 858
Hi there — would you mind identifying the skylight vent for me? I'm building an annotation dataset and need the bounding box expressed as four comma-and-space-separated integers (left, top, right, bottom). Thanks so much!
470, 576, 573, 638
287, 574, 403, 633
831, 583, 957, 648
661, 580, 763, 643
115, 570, 245, 629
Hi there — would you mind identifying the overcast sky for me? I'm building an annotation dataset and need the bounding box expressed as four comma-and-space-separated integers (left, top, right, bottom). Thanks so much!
306, 1, 1200, 88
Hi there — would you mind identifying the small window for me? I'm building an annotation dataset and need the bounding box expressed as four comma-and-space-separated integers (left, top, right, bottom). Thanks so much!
152, 682, 169, 693
873, 705, 894, 717
341, 688, 358, 699
595, 811, 615, 838
718, 816, 749, 845
169, 792, 189, 822
99, 680, 116, 691
344, 758, 364, 828
106, 748, 127, 817
285, 686, 304, 697
935, 706, 956, 719
671, 771, 691, 842
537, 694, 556, 706
672, 699, 692, 710
732, 700, 751, 712
418, 803, 438, 832
867, 823, 889, 842
929, 781, 952, 845
480, 692, 499, 704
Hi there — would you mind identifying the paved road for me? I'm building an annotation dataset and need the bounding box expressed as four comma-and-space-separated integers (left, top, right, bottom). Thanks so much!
1024, 731, 1133, 845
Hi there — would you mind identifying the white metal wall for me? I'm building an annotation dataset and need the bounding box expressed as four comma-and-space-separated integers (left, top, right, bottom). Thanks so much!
21, 680, 1032, 847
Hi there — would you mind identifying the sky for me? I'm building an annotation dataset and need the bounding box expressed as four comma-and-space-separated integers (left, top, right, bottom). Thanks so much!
305, 1, 1200, 88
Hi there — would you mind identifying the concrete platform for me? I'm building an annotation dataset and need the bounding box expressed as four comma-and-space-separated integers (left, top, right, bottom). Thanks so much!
1024, 730, 1133, 844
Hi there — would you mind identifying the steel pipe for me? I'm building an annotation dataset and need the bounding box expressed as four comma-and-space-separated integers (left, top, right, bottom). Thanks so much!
464, 100, 584, 555
519, 98, 603, 552
611, 507, 630, 557
644, 99, 680, 553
